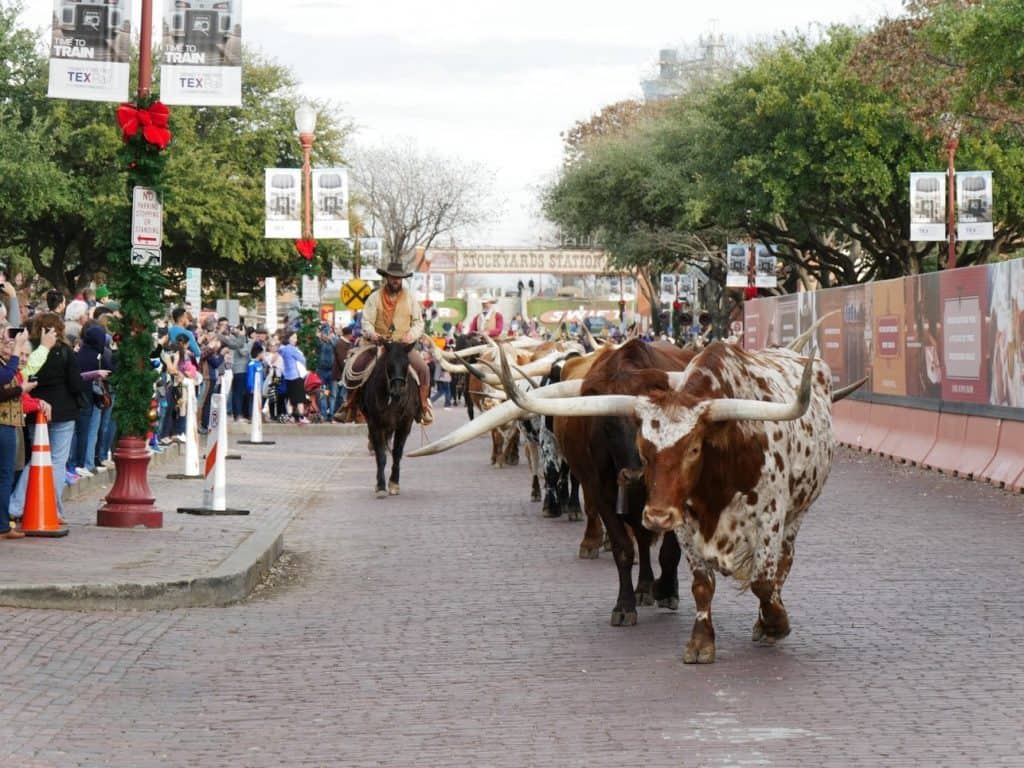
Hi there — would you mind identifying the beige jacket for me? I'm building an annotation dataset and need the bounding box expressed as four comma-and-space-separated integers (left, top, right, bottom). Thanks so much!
361, 287, 424, 342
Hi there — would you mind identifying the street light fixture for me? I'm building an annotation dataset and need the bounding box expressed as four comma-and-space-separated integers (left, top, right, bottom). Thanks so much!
294, 102, 317, 241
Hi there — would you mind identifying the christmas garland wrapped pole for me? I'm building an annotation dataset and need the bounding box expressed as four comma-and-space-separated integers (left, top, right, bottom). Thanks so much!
97, 2, 166, 528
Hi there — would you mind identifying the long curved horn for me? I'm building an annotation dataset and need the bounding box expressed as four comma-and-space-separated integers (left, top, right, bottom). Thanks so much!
498, 342, 637, 418
581, 323, 601, 349
408, 380, 582, 457
787, 309, 839, 352
832, 376, 867, 403
707, 352, 815, 422
452, 351, 493, 383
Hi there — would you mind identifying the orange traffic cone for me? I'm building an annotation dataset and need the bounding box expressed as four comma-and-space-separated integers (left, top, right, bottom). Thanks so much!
21, 410, 68, 538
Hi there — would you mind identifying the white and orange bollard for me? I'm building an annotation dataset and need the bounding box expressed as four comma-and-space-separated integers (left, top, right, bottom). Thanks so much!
177, 393, 249, 516
237, 367, 275, 445
21, 411, 69, 537
167, 377, 202, 480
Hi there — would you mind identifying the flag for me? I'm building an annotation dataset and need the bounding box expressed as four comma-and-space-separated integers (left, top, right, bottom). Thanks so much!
47, 0, 132, 102
160, 0, 242, 105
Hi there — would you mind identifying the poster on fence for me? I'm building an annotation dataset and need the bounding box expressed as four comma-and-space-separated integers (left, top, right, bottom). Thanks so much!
871, 279, 907, 397
988, 259, 1024, 408
956, 171, 993, 241
265, 169, 302, 239
909, 172, 947, 242
940, 268, 988, 404
160, 0, 242, 105
48, 0, 132, 102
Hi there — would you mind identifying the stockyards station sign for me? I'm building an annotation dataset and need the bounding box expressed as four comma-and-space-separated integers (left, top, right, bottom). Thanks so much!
423, 249, 612, 274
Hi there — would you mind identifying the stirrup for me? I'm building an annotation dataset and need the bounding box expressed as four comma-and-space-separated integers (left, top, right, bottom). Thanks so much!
419, 402, 434, 425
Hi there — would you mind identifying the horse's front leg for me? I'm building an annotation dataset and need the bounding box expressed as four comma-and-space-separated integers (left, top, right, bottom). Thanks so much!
370, 427, 389, 498
388, 421, 413, 496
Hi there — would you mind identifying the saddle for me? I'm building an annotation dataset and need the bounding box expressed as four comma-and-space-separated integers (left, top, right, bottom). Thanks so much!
341, 344, 421, 392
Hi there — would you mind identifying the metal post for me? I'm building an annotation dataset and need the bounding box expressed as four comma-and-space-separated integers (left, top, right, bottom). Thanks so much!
947, 135, 958, 270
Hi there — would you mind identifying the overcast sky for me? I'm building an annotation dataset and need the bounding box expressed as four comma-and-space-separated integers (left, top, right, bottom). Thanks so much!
19, 0, 905, 247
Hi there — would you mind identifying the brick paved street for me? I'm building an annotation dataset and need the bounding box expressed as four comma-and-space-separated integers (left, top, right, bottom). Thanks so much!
1, 407, 1022, 767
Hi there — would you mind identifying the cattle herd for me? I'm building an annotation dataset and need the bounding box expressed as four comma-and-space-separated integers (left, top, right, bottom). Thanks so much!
404, 319, 863, 664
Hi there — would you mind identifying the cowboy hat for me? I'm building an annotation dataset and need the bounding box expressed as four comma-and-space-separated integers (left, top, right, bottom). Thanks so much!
480, 296, 497, 305
377, 260, 413, 279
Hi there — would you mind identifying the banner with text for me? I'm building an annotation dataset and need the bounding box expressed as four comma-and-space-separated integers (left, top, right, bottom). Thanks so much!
48, 0, 132, 102
160, 0, 242, 105
264, 169, 301, 239
754, 244, 778, 288
726, 244, 749, 287
312, 168, 349, 239
956, 170, 994, 241
743, 259, 1024, 419
909, 172, 947, 241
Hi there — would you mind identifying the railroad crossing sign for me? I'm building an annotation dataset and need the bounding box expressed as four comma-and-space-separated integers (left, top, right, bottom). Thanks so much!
340, 278, 373, 310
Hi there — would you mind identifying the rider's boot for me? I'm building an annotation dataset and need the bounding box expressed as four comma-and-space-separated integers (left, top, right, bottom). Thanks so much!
418, 380, 434, 425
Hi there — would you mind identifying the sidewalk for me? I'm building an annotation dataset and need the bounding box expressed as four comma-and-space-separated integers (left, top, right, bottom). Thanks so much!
0, 421, 365, 611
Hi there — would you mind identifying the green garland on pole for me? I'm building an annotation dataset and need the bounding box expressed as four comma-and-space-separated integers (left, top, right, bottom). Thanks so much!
108, 97, 171, 438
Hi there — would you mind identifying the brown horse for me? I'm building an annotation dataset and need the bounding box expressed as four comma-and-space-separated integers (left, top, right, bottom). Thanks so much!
360, 341, 421, 498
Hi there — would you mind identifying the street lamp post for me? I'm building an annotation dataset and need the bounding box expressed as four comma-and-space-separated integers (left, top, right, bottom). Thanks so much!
940, 113, 961, 270
295, 103, 317, 242
946, 131, 959, 270
97, 0, 163, 528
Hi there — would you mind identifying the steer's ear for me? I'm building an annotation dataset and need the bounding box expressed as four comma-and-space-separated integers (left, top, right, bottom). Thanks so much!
403, 341, 417, 354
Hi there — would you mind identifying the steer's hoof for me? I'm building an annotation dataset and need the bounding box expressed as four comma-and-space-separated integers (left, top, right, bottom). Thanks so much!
657, 596, 680, 610
388, 482, 400, 496
752, 618, 790, 644
531, 492, 541, 502
635, 587, 655, 607
375, 489, 388, 499
578, 545, 600, 560
683, 641, 716, 664
610, 609, 638, 627
542, 506, 562, 519
566, 506, 583, 522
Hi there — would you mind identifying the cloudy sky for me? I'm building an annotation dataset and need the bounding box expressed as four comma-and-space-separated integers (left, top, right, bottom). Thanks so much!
19, 0, 905, 246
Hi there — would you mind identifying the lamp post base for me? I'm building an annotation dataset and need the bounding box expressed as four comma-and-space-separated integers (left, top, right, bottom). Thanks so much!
97, 436, 163, 528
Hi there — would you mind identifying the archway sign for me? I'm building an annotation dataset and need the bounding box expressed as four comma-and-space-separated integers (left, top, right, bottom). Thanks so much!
416, 248, 611, 275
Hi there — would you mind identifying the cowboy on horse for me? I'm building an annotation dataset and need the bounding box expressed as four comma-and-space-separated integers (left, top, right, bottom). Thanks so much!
352, 260, 434, 426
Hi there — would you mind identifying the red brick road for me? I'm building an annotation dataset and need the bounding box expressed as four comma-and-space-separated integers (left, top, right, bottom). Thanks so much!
1, 407, 1022, 767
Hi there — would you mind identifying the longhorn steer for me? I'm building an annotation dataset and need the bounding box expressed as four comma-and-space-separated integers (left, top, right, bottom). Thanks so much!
505, 339, 698, 625
505, 340, 845, 663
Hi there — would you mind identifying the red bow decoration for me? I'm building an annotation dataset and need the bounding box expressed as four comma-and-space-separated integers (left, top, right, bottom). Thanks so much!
295, 238, 317, 260
743, 285, 758, 300
116, 102, 172, 149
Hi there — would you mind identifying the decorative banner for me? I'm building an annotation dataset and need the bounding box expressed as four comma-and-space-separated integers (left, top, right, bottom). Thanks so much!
754, 244, 777, 288
312, 169, 349, 239
909, 172, 947, 241
265, 169, 301, 239
659, 274, 677, 304
726, 244, 749, 287
160, 0, 242, 106
956, 170, 994, 241
359, 237, 383, 267
48, 0, 132, 102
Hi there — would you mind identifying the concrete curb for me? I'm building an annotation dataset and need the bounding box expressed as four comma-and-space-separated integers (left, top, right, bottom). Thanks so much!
0, 524, 285, 611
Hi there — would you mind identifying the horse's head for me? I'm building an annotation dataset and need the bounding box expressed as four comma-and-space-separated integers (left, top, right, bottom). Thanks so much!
383, 340, 416, 402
